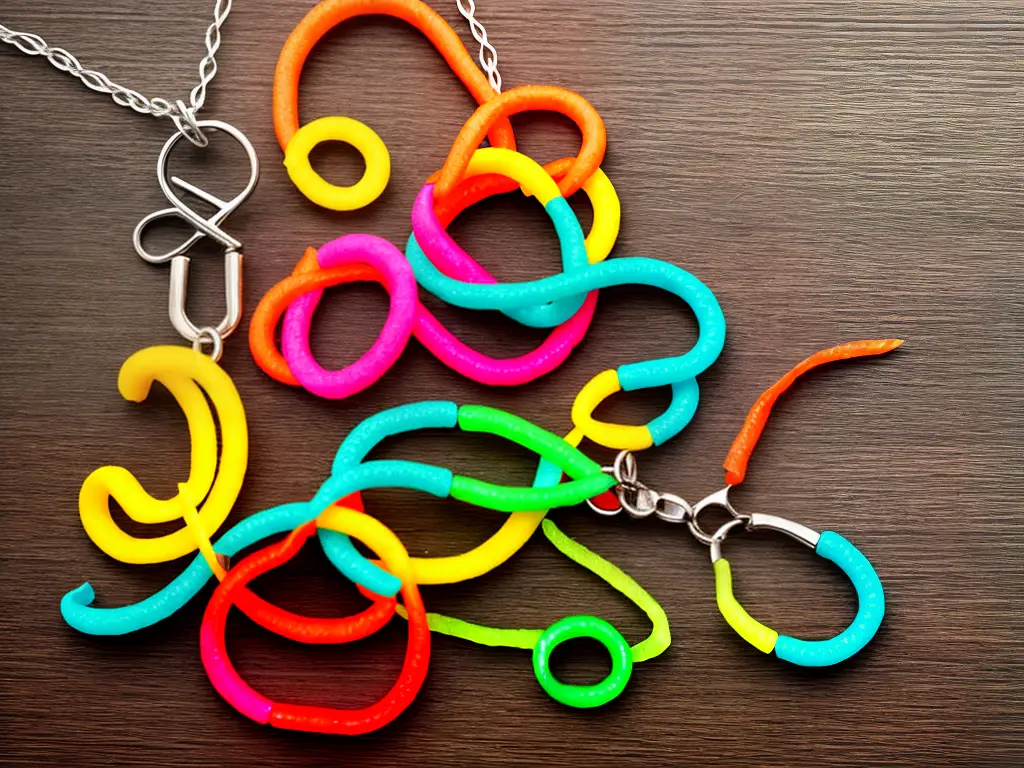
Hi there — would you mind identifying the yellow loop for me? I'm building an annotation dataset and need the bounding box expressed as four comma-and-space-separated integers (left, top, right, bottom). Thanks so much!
571, 370, 655, 451
79, 346, 248, 564
283, 116, 391, 211
464, 147, 561, 206
713, 558, 779, 654
578, 168, 619, 264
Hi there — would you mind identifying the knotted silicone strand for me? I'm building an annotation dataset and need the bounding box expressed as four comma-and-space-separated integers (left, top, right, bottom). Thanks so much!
393, 518, 670, 663
433, 85, 605, 200
723, 339, 904, 485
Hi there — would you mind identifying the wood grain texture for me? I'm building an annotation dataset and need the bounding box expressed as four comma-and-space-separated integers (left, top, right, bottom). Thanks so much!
0, 1, 1021, 766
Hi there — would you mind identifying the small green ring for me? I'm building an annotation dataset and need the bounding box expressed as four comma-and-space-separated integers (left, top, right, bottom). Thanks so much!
532, 615, 633, 708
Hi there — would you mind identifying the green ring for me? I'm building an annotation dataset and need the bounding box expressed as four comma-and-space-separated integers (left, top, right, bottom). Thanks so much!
532, 615, 633, 708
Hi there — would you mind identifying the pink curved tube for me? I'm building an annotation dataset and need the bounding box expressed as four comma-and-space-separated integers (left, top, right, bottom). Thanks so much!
200, 622, 273, 724
282, 234, 418, 399
280, 224, 597, 393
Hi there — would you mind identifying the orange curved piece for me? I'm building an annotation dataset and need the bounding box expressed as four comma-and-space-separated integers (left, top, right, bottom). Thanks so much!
432, 86, 606, 200
723, 339, 905, 485
273, 0, 515, 153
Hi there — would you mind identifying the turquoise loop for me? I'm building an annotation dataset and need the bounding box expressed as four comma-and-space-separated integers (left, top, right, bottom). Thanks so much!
406, 242, 726, 386
61, 401, 615, 635
774, 531, 885, 666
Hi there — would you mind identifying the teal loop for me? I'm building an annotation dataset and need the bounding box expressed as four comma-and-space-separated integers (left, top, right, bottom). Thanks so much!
61, 402, 614, 635
407, 236, 726, 442
532, 615, 633, 708
774, 531, 885, 666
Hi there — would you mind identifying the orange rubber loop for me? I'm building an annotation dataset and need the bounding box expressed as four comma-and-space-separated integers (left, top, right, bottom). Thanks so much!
273, 0, 515, 153
432, 86, 606, 200
723, 339, 905, 486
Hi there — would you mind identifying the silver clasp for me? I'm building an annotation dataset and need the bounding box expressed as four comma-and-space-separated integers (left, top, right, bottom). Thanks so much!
133, 119, 259, 345
589, 450, 695, 524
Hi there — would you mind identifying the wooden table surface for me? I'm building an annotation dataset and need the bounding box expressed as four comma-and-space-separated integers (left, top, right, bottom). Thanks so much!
1, 1, 1020, 766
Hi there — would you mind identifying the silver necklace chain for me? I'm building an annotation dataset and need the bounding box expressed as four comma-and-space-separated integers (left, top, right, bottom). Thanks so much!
0, 0, 232, 146
456, 0, 501, 92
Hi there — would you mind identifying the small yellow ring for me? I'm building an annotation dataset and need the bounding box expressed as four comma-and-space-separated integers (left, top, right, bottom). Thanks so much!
283, 116, 391, 211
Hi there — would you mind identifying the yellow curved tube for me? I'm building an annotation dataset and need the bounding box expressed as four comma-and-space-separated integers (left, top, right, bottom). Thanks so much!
571, 369, 655, 451
713, 558, 778, 654
465, 147, 562, 206
79, 346, 248, 564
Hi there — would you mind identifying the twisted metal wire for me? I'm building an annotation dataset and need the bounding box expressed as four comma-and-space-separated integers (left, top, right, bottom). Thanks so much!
456, 0, 502, 92
0, 0, 232, 144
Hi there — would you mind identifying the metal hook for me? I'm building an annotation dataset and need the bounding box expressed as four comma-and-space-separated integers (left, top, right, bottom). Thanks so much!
132, 119, 258, 345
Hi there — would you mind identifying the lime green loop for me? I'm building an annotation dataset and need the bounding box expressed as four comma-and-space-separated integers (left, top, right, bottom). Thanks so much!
533, 616, 632, 708
393, 519, 669, 707
542, 520, 669, 662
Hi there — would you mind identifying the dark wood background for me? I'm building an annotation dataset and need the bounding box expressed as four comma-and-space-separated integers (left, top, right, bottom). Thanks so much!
1, 2, 1020, 766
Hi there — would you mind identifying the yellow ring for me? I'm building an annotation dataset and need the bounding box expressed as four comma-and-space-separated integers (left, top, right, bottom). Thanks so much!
283, 116, 391, 211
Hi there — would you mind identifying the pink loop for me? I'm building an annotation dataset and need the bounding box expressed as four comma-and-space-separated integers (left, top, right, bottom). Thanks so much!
281, 234, 418, 399
279, 188, 598, 392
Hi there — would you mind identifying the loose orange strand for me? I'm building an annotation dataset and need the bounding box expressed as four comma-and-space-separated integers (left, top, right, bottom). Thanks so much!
722, 339, 904, 485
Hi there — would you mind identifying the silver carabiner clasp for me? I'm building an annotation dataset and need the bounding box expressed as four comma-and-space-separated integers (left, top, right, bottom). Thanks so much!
133, 120, 259, 344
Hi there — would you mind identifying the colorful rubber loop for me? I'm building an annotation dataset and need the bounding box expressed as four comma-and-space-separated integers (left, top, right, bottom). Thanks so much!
61, 402, 614, 634
712, 525, 885, 667
249, 160, 619, 391
283, 116, 390, 211
200, 507, 429, 734
708, 339, 900, 664
78, 346, 247, 564
533, 615, 632, 708
273, 0, 515, 209
390, 518, 668, 706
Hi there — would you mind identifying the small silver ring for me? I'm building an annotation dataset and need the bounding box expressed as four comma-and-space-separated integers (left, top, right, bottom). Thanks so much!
708, 517, 751, 563
612, 451, 638, 484
688, 486, 742, 546
192, 326, 223, 362
172, 100, 209, 147
616, 480, 659, 518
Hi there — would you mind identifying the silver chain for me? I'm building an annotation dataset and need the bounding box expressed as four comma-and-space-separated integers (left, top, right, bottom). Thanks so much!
0, 0, 232, 146
456, 0, 502, 92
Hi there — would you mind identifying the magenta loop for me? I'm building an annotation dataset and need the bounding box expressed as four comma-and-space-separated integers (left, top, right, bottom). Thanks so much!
281, 234, 418, 399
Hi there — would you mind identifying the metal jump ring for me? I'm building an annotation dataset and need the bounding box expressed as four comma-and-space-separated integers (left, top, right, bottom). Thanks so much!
192, 326, 224, 362
172, 100, 209, 147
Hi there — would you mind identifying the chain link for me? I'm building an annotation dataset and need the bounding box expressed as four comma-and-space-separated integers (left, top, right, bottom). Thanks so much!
456, 0, 502, 92
0, 0, 232, 143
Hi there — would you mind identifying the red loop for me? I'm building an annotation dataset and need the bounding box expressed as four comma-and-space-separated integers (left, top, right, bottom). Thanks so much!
201, 518, 429, 735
